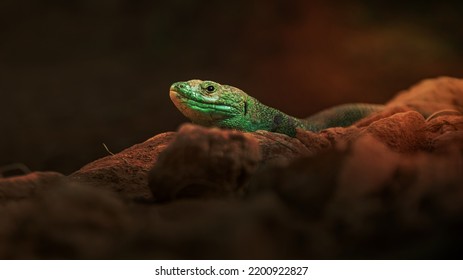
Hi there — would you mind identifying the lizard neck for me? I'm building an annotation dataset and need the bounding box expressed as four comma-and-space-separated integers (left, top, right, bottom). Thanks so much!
218, 96, 311, 137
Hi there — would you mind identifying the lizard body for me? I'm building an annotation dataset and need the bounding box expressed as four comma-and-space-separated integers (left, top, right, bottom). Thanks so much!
170, 79, 384, 137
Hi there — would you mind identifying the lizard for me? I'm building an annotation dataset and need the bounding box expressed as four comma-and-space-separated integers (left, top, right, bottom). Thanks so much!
169, 79, 385, 137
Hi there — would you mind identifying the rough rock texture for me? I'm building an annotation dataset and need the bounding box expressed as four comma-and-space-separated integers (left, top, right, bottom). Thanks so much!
386, 76, 463, 116
149, 125, 261, 201
0, 172, 65, 203
69, 132, 175, 199
1, 77, 463, 259
246, 135, 463, 259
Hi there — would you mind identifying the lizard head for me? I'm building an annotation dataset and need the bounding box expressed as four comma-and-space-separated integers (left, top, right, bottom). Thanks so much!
169, 79, 248, 126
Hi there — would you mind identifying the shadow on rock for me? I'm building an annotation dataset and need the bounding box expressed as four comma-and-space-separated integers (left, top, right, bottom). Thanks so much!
148, 124, 261, 201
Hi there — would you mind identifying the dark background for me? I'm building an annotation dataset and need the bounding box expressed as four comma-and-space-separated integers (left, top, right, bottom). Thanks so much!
1, 0, 462, 174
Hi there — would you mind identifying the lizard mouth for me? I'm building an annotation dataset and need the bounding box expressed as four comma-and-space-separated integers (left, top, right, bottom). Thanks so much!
170, 89, 241, 116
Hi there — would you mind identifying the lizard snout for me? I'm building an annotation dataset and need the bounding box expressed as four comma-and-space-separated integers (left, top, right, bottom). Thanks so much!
170, 82, 186, 91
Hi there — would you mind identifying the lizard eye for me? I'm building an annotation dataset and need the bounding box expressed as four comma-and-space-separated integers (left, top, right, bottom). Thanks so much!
206, 85, 215, 93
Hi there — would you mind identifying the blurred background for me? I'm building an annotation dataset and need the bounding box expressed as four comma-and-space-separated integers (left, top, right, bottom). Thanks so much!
0, 0, 462, 174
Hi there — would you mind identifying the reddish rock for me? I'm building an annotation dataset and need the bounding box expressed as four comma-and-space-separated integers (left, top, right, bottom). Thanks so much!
2, 77, 463, 259
70, 132, 175, 199
337, 135, 402, 195
318, 126, 361, 148
0, 172, 65, 203
149, 124, 261, 201
354, 105, 415, 128
0, 181, 133, 259
387, 76, 463, 116
252, 130, 317, 163
422, 115, 463, 152
365, 111, 427, 152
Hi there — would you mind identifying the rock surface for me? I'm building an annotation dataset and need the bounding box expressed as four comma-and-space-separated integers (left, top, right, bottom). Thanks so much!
386, 76, 463, 116
149, 125, 261, 201
1, 76, 463, 259
69, 132, 176, 199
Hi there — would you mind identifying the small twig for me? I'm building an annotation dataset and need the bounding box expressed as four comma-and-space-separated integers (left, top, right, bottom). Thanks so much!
426, 109, 463, 122
102, 143, 129, 164
102, 143, 116, 156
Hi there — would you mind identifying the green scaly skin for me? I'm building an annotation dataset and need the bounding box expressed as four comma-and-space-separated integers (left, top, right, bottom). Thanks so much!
170, 79, 385, 137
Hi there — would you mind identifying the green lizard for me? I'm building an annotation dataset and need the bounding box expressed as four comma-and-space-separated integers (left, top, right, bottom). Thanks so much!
170, 79, 385, 137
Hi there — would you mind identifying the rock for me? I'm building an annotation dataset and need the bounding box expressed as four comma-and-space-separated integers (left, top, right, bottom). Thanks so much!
364, 111, 427, 152
245, 149, 346, 219
2, 77, 463, 259
246, 133, 463, 258
69, 132, 175, 199
354, 105, 415, 128
0, 172, 65, 203
67, 75, 463, 203
327, 141, 463, 258
0, 181, 133, 259
252, 130, 312, 162
148, 124, 261, 201
424, 115, 463, 151
387, 76, 463, 116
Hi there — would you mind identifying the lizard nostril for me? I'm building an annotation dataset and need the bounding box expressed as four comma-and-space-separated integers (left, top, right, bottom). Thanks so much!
172, 82, 185, 90
171, 82, 186, 92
